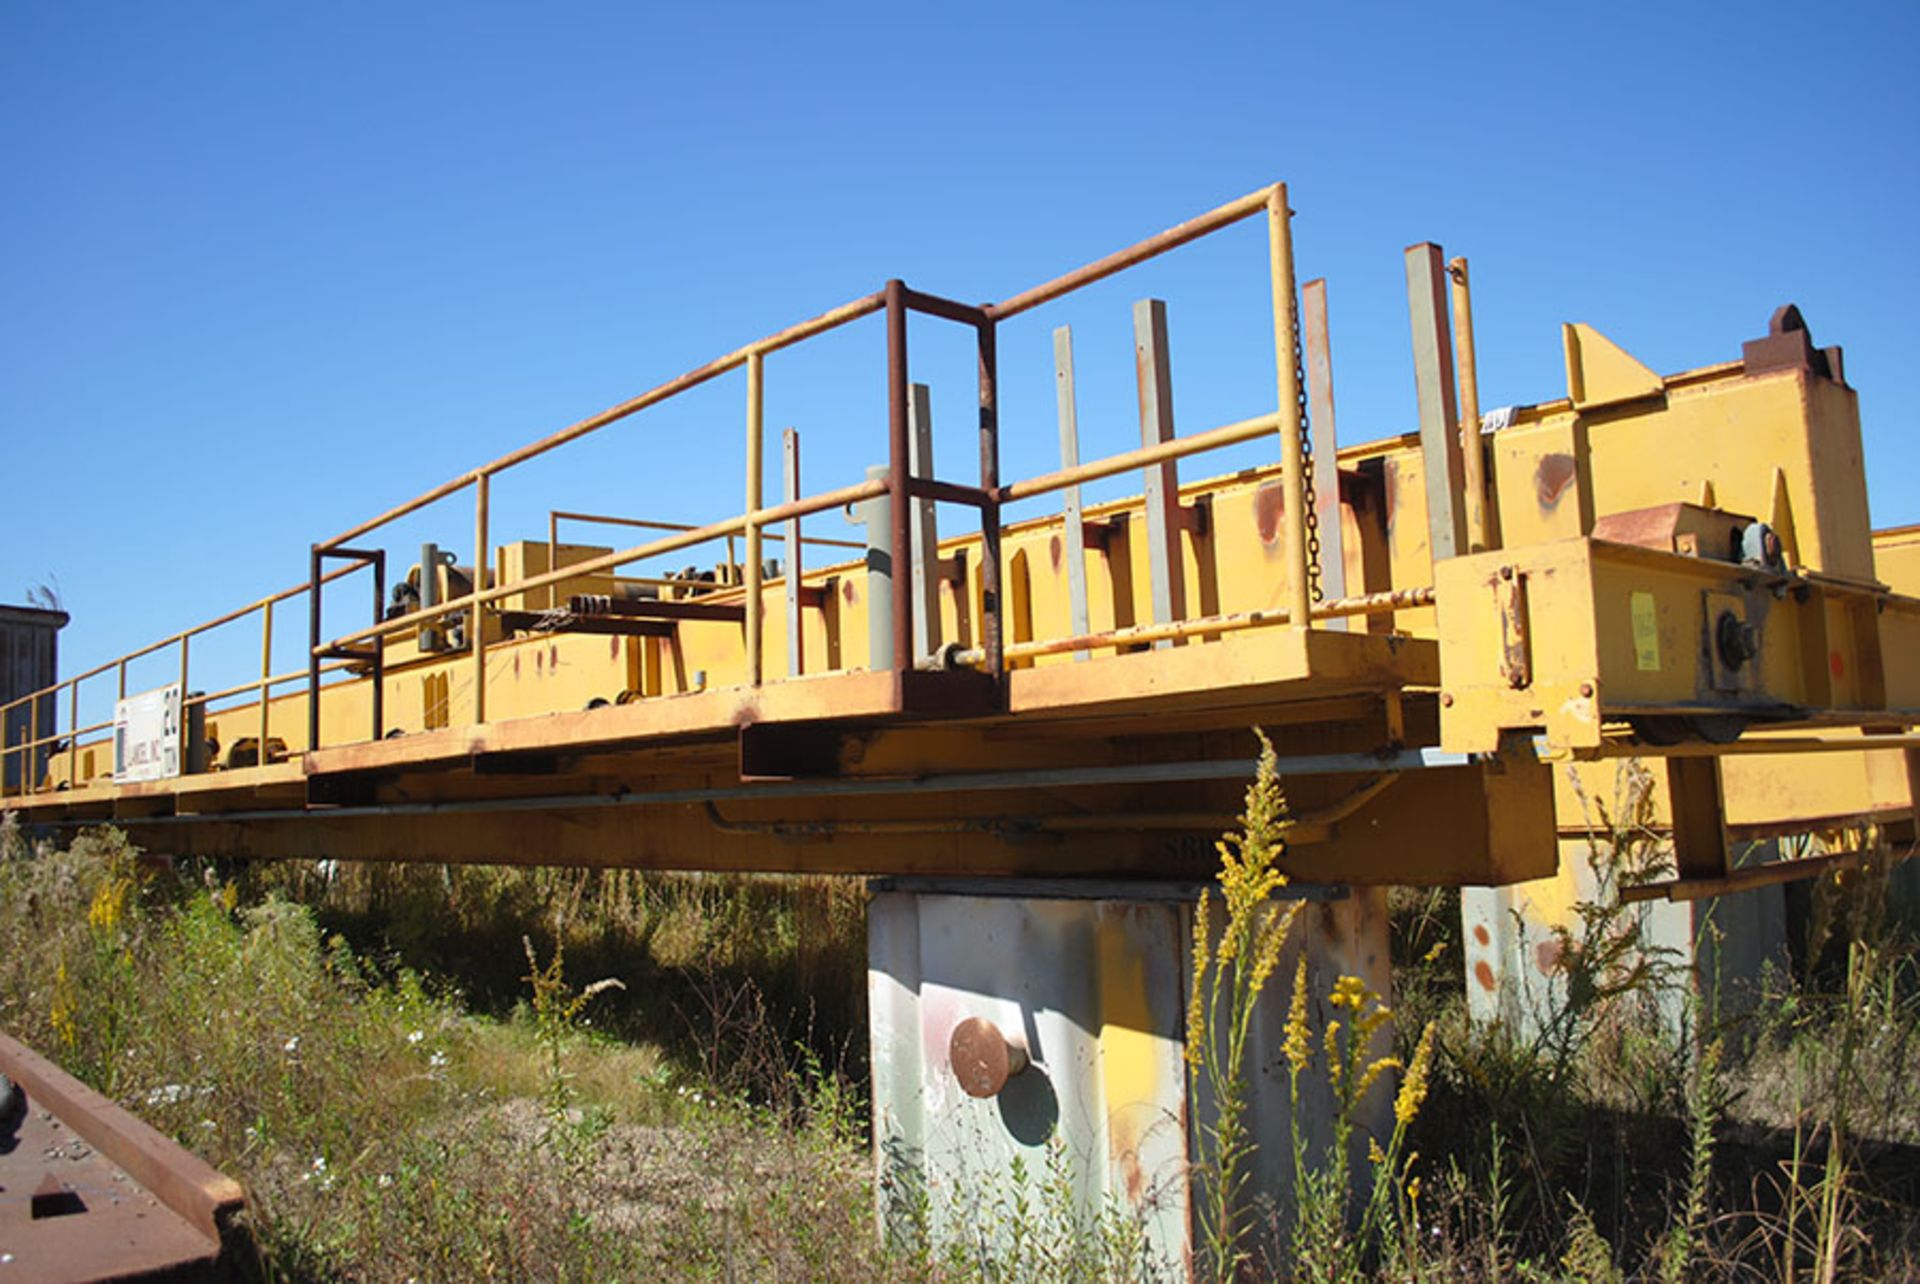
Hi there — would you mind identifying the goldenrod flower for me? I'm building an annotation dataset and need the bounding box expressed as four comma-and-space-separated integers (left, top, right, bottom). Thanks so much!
1281, 957, 1311, 1073
1328, 974, 1369, 1010
1353, 1054, 1403, 1103
87, 875, 130, 933
1394, 1024, 1437, 1126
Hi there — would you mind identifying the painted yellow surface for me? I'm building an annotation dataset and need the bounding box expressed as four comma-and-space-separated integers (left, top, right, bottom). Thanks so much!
15, 315, 1918, 887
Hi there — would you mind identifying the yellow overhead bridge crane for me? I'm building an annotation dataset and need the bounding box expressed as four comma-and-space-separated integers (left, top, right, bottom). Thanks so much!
4, 181, 1915, 1268
7, 181, 1913, 887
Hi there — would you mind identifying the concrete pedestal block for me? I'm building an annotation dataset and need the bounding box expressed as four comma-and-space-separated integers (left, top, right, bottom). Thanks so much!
868, 877, 1392, 1277
1462, 838, 1789, 1042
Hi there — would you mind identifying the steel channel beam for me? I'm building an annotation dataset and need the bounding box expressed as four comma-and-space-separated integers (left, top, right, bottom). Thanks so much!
59, 746, 1474, 827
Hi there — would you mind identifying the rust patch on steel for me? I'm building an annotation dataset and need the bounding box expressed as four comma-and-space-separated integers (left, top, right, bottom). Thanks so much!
1049, 533, 1062, 571
1536, 453, 1577, 509
1473, 959, 1497, 992
1534, 938, 1564, 975
1119, 1135, 1145, 1205
841, 580, 856, 604
1473, 924, 1490, 946
1254, 483, 1285, 546
1831, 650, 1846, 680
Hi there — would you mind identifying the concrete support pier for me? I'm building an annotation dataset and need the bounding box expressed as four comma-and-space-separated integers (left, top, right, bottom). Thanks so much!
867, 877, 1393, 1275
1462, 837, 1790, 1040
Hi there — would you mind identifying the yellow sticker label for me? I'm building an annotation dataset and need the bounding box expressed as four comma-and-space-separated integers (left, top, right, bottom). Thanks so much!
1630, 591, 1660, 671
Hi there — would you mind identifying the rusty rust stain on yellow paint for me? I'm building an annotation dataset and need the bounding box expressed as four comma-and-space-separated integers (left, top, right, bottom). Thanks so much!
1097, 908, 1162, 1205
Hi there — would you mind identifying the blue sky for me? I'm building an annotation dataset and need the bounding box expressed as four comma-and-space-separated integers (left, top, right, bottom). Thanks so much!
5, 2, 1917, 721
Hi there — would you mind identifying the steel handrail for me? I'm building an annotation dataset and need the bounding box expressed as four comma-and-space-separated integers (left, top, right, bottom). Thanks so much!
13, 179, 1314, 782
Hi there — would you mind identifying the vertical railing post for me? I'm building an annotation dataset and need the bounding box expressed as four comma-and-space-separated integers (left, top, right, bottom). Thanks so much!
472, 474, 490, 725
259, 600, 273, 767
885, 280, 912, 677
177, 635, 189, 776
1301, 279, 1349, 620
369, 552, 385, 741
1267, 182, 1312, 631
1134, 299, 1185, 648
783, 427, 804, 678
307, 545, 323, 752
67, 680, 78, 788
907, 383, 941, 662
548, 511, 560, 610
1406, 242, 1469, 564
1053, 326, 1090, 659
1449, 256, 1491, 553
28, 689, 39, 794
977, 317, 1003, 679
745, 350, 765, 686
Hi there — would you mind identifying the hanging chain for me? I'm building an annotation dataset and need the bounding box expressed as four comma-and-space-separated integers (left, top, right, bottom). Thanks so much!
1293, 298, 1323, 602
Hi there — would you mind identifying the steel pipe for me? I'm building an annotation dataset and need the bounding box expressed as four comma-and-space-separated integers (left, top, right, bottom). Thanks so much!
986, 184, 1276, 322
745, 351, 765, 686
1268, 184, 1312, 631
999, 411, 1281, 505
1449, 256, 1491, 552
949, 587, 1436, 665
317, 290, 887, 551
318, 478, 890, 653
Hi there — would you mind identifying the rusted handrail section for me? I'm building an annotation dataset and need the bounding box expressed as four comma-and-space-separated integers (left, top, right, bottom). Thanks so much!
11, 179, 1333, 783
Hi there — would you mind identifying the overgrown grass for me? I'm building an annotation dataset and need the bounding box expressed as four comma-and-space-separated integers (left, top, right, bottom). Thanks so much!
4, 781, 1919, 1280
0, 822, 883, 1281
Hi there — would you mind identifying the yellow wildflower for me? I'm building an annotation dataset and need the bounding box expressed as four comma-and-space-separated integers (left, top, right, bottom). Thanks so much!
1394, 1023, 1437, 1126
49, 960, 77, 1048
1324, 1020, 1343, 1086
1185, 892, 1211, 1068
1353, 1054, 1403, 1104
1328, 975, 1369, 1009
1281, 957, 1312, 1074
87, 875, 130, 933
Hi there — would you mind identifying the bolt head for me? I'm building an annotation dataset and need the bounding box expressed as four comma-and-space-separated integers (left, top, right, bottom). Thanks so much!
1440, 692, 1454, 708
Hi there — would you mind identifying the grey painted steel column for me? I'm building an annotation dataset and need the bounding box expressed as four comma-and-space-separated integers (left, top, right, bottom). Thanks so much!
1302, 279, 1348, 621
908, 384, 942, 662
1133, 299, 1185, 648
1053, 326, 1091, 658
1405, 244, 1468, 564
